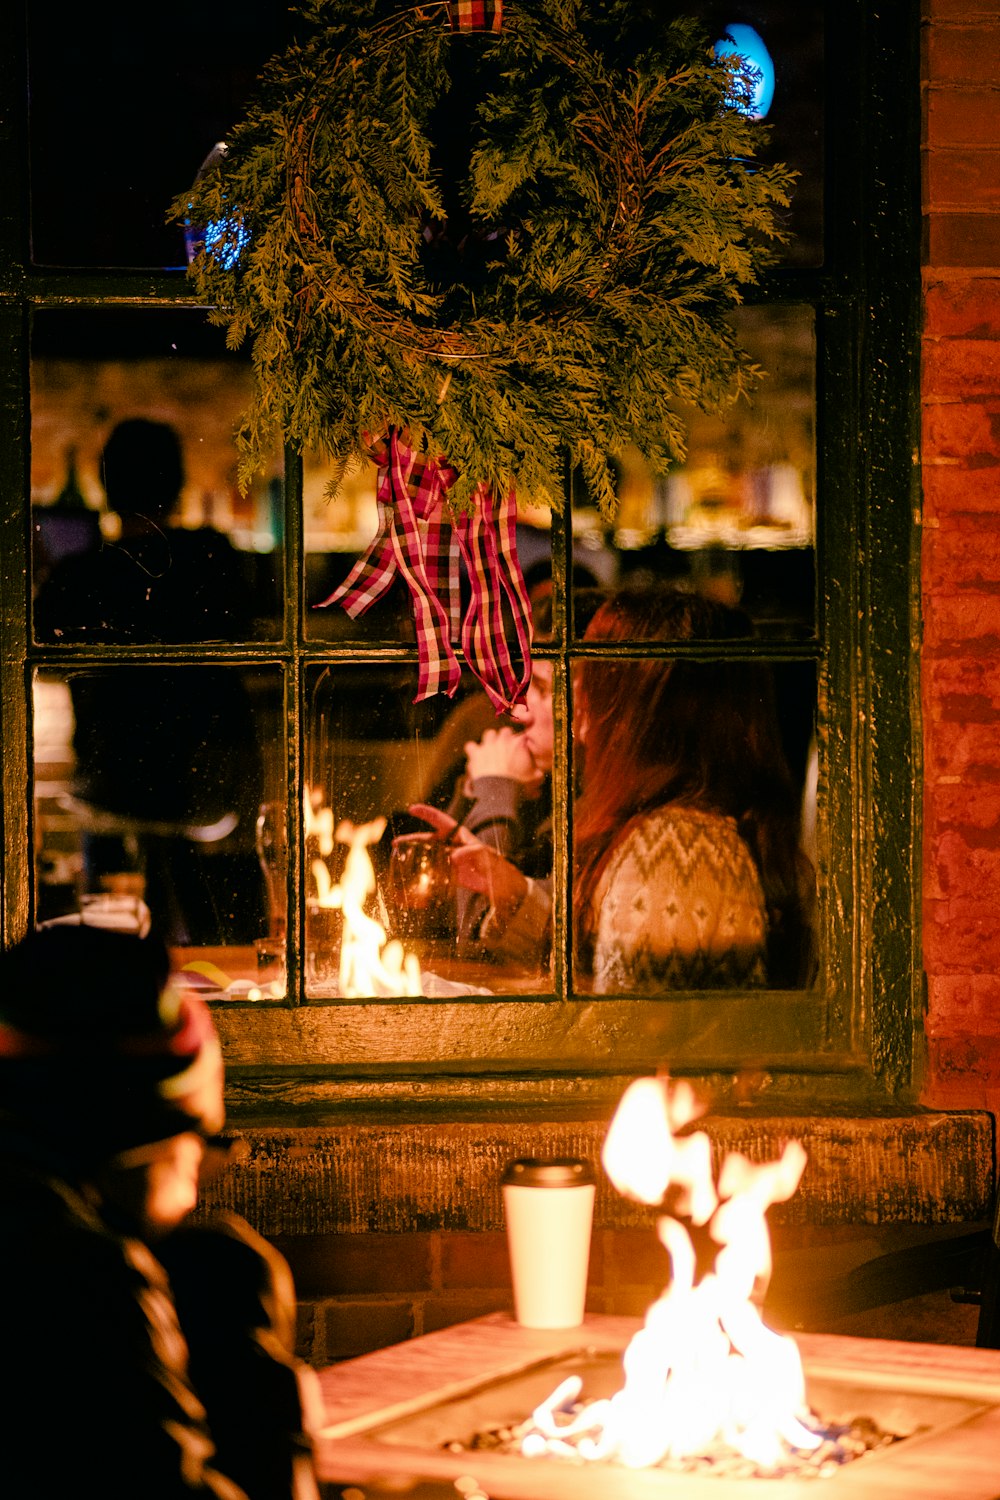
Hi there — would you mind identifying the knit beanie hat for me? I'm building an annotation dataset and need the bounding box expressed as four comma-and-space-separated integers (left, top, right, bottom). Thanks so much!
0, 925, 225, 1166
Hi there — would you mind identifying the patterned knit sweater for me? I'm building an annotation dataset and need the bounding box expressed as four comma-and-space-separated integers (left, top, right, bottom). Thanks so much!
591, 805, 768, 993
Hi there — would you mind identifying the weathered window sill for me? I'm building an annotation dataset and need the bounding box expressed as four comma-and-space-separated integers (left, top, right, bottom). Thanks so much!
205, 1107, 994, 1235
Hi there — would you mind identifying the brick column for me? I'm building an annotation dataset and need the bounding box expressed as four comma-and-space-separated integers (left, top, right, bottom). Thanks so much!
921, 2, 1000, 1113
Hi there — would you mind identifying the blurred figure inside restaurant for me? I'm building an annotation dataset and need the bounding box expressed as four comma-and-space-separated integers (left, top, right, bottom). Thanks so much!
417, 655, 554, 954
574, 588, 815, 992
34, 417, 253, 643
34, 419, 265, 945
407, 589, 604, 958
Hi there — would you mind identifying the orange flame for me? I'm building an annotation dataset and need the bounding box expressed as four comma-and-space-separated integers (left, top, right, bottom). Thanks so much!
306, 790, 422, 998
525, 1076, 817, 1471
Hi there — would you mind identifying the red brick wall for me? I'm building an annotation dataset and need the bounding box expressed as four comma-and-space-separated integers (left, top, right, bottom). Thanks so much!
276, 1224, 980, 1365
921, 2, 1000, 1113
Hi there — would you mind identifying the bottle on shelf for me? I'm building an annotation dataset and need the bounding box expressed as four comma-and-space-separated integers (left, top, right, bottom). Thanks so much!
52, 445, 89, 510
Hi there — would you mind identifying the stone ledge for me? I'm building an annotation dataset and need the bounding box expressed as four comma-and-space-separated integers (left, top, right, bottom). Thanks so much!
201, 1110, 995, 1236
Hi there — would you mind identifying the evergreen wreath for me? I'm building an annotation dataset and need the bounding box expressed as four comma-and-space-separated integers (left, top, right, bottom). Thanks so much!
173, 0, 795, 517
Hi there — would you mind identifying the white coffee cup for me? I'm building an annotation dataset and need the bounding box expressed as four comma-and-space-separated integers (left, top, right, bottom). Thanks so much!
502, 1158, 596, 1329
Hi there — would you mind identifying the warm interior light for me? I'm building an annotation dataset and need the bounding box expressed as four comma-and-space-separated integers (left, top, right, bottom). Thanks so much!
306, 787, 422, 998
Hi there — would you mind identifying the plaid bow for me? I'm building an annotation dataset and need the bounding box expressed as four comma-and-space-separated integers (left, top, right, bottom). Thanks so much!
316, 429, 532, 712
446, 0, 502, 33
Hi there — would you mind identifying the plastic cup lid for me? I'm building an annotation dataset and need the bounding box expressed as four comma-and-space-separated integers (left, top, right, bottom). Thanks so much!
502, 1157, 596, 1187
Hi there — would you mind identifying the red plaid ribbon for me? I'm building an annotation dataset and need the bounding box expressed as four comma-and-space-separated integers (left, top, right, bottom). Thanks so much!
446, 0, 502, 33
316, 429, 532, 710
454, 484, 532, 713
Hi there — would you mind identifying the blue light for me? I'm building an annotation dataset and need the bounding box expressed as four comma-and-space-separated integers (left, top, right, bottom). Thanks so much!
202, 216, 251, 271
714, 23, 775, 121
183, 141, 250, 269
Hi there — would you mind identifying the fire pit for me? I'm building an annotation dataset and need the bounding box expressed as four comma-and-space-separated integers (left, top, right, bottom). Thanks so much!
315, 1079, 1000, 1497
314, 1314, 1000, 1499
389, 1348, 915, 1476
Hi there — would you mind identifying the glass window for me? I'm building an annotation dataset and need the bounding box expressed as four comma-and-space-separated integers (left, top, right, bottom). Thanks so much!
31, 310, 283, 645
27, 2, 299, 268
572, 306, 816, 641
8, 1, 921, 1092
304, 452, 419, 645
32, 665, 286, 996
27, 4, 822, 272
305, 665, 553, 998
24, 8, 825, 1016
572, 647, 816, 994
710, 5, 825, 267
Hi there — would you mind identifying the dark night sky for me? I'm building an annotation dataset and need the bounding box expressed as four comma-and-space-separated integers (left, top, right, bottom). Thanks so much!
28, 1, 300, 268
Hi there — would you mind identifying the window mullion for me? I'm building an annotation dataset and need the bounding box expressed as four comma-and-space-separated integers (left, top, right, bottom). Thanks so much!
284, 442, 306, 1005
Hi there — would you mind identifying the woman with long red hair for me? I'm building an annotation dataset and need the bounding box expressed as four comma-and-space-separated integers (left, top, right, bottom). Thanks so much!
574, 588, 813, 992
419, 586, 814, 990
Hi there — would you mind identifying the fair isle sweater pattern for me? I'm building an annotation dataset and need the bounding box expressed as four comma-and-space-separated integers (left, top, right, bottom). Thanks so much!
592, 804, 768, 994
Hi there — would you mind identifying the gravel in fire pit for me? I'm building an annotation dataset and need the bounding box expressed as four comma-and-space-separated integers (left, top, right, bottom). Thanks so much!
444, 1405, 906, 1481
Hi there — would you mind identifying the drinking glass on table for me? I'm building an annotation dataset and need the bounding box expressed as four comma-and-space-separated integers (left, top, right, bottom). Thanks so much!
386, 831, 456, 945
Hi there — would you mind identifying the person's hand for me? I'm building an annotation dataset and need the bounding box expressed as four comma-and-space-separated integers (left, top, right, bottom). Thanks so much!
408, 803, 527, 914
450, 841, 528, 915
407, 803, 457, 838
464, 726, 540, 789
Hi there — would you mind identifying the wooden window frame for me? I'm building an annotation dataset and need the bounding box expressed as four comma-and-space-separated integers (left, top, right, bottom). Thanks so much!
0, 1, 923, 1111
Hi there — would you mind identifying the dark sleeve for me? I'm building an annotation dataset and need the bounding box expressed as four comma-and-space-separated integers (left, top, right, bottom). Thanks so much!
154, 529, 255, 643
158, 1212, 318, 1500
0, 1180, 247, 1500
457, 778, 555, 952
461, 776, 524, 857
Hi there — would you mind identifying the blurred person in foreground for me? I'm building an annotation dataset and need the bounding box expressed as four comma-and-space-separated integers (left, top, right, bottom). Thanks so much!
414, 587, 815, 990
0, 923, 322, 1500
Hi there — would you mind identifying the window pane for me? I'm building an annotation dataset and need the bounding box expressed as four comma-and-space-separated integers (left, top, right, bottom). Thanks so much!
303, 452, 420, 644
764, 2, 824, 267
31, 310, 283, 644
305, 453, 568, 647
306, 665, 552, 997
575, 305, 816, 641
694, 3, 824, 267
513, 510, 619, 629
28, 2, 297, 268
571, 639, 817, 994
27, 6, 821, 271
32, 665, 286, 998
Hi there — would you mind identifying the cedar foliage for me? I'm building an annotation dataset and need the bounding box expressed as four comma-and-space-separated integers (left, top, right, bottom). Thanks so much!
171, 0, 795, 514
